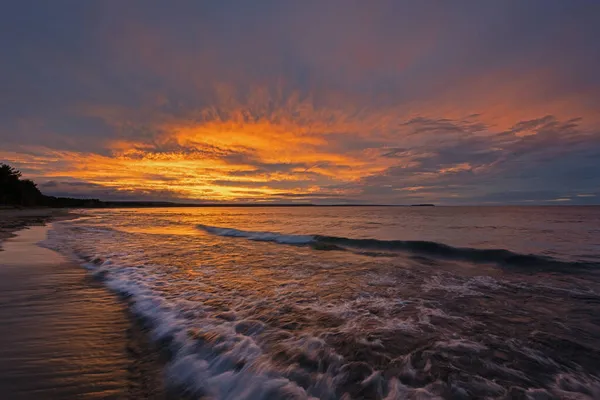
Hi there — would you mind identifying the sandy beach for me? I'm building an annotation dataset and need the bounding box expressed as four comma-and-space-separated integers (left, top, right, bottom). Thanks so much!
0, 208, 71, 243
0, 209, 167, 399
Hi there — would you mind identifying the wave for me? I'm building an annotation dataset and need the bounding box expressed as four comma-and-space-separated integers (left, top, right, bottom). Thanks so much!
197, 225, 314, 245
42, 224, 328, 399
197, 224, 596, 270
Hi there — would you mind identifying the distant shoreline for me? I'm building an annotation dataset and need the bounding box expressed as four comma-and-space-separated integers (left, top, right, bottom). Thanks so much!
2, 202, 436, 209
4, 203, 600, 210
81, 202, 437, 208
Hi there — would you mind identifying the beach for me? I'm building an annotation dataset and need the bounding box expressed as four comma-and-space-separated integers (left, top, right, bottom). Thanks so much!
0, 209, 166, 399
3, 206, 600, 399
0, 208, 70, 243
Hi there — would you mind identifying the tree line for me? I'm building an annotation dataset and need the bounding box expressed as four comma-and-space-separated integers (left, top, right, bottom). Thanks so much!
0, 163, 103, 207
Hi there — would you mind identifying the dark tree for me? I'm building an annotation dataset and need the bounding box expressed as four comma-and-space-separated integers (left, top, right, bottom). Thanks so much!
0, 163, 105, 208
0, 164, 22, 181
0, 164, 44, 206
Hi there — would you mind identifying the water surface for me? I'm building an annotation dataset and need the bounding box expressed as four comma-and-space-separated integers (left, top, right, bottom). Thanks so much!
44, 206, 600, 399
0, 225, 164, 399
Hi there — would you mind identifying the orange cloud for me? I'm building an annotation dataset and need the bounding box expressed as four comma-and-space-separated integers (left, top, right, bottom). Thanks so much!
4, 87, 599, 204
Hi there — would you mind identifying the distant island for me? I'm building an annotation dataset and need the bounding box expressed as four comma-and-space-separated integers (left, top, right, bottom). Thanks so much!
1, 163, 434, 208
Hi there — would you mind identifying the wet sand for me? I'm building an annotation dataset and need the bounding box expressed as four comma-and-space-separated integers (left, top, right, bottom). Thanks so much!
0, 212, 168, 399
0, 208, 71, 243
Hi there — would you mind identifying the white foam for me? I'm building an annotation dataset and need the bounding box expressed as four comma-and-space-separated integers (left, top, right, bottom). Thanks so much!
41, 221, 339, 399
416, 305, 470, 327
421, 274, 502, 297
89, 265, 327, 399
304, 296, 420, 336
384, 378, 443, 400
41, 214, 598, 399
434, 338, 488, 353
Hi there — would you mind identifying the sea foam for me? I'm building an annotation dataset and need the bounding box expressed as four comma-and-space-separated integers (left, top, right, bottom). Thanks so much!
37, 216, 600, 400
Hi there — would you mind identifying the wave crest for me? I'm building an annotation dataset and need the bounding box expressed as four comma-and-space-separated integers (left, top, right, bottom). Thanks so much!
197, 224, 595, 269
197, 224, 314, 245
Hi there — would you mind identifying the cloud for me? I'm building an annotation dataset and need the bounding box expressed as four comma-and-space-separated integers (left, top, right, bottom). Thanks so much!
37, 180, 184, 202
1, 1, 600, 203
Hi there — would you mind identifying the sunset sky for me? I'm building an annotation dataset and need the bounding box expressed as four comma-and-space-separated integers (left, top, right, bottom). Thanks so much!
2, 1, 599, 204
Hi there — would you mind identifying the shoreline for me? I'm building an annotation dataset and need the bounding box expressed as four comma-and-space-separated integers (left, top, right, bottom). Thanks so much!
0, 210, 170, 399
0, 208, 76, 247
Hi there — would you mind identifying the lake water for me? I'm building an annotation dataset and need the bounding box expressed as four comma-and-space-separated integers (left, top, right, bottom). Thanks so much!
43, 206, 600, 399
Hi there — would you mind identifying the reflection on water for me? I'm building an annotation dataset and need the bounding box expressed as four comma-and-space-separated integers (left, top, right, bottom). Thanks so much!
44, 207, 600, 399
0, 225, 163, 399
0, 224, 65, 266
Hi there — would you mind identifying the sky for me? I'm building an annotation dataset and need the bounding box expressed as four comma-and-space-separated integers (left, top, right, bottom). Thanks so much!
1, 1, 599, 205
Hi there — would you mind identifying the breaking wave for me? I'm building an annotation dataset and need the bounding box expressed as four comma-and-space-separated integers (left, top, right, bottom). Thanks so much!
197, 224, 597, 269
198, 224, 314, 245
38, 212, 600, 399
